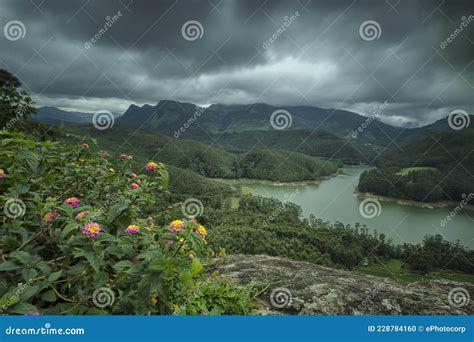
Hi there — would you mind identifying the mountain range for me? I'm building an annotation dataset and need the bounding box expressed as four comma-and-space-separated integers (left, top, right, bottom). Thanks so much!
37, 100, 472, 149
34, 106, 122, 124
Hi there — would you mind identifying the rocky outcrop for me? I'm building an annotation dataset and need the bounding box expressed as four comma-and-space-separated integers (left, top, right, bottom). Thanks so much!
212, 255, 474, 315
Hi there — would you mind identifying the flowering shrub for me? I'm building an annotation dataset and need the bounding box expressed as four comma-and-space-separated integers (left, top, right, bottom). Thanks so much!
0, 132, 251, 315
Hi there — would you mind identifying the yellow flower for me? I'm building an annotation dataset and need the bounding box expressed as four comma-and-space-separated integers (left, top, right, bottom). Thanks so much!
146, 161, 158, 171
170, 219, 185, 232
196, 224, 207, 239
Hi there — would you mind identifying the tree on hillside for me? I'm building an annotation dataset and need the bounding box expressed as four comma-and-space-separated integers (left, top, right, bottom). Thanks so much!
0, 68, 35, 129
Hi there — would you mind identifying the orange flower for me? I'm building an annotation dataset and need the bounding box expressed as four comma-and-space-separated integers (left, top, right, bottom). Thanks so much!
170, 220, 185, 233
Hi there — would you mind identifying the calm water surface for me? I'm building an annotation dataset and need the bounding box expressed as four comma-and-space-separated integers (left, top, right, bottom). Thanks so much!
246, 166, 474, 249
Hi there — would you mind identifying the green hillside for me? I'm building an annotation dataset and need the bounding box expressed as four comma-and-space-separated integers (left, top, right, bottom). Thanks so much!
209, 129, 376, 164
63, 126, 341, 182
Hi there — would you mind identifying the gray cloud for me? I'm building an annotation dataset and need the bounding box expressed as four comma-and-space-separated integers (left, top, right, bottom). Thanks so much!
0, 0, 472, 126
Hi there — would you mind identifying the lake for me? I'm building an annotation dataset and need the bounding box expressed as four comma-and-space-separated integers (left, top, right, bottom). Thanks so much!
245, 166, 474, 249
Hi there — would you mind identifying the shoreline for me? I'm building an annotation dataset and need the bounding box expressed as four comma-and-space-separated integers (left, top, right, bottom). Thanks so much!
213, 168, 344, 187
354, 190, 474, 212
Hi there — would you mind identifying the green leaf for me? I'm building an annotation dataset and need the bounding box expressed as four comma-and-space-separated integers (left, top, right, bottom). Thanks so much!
107, 202, 129, 223
18, 149, 41, 171
9, 303, 39, 315
0, 261, 21, 271
41, 290, 57, 302
21, 268, 37, 282
61, 223, 79, 240
191, 258, 203, 276
48, 270, 62, 282
112, 260, 134, 273
10, 250, 31, 265
81, 251, 103, 274
19, 285, 39, 301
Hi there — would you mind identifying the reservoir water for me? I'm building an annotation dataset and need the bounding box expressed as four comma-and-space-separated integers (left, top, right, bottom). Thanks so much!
246, 166, 474, 249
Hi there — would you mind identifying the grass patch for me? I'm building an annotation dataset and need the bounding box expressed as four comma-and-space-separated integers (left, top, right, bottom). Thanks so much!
395, 167, 437, 176
355, 259, 474, 284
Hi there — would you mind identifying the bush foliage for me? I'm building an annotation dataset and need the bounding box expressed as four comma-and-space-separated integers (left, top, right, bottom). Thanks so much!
0, 132, 251, 315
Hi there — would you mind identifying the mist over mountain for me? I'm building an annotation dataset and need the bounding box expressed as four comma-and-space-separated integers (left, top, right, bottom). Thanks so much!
34, 107, 123, 125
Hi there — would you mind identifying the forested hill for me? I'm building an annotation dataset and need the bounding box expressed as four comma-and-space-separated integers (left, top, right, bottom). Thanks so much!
358, 129, 474, 202
64, 126, 341, 182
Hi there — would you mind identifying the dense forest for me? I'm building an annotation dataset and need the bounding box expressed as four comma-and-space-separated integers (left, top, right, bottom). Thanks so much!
358, 130, 474, 202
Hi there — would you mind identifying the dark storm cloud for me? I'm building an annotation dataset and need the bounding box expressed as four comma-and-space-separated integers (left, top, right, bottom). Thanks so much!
0, 0, 472, 126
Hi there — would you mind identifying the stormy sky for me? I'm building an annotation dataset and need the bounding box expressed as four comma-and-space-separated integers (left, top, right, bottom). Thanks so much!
0, 0, 473, 127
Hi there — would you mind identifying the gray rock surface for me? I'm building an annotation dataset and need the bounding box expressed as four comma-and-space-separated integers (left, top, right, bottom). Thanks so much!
212, 255, 474, 315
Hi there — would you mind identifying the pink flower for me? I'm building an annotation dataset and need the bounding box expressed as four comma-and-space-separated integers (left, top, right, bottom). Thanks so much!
81, 143, 89, 149
128, 172, 137, 178
125, 224, 140, 235
146, 162, 158, 171
126, 155, 133, 160
24, 312, 40, 316
169, 220, 185, 233
75, 211, 89, 221
0, 169, 5, 179
99, 150, 109, 158
82, 222, 101, 240
42, 211, 59, 224
63, 197, 80, 208
119, 153, 128, 159
130, 183, 139, 189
